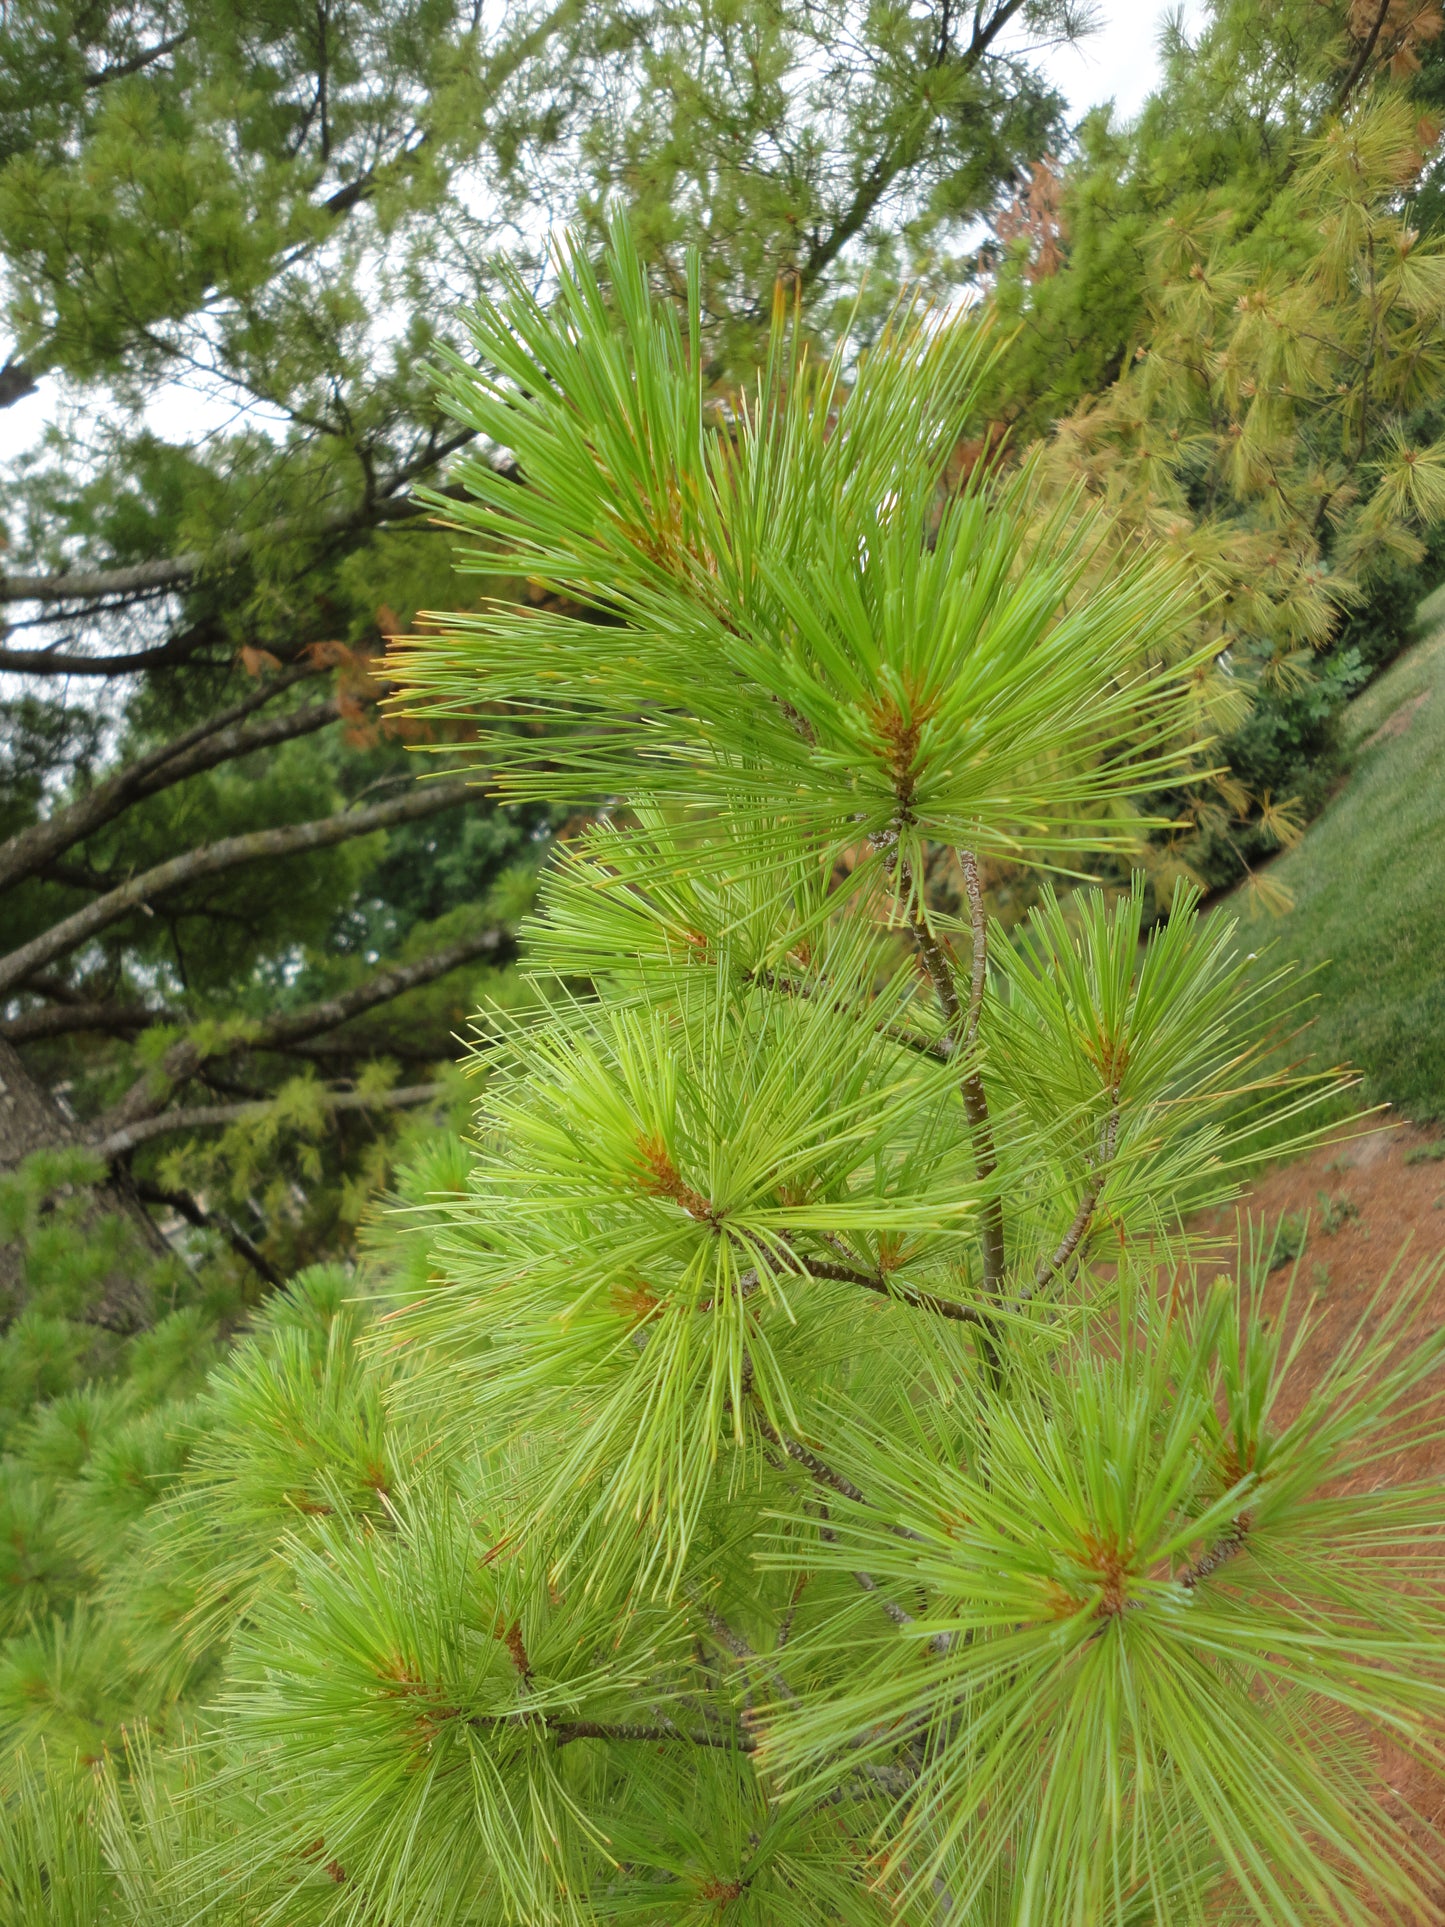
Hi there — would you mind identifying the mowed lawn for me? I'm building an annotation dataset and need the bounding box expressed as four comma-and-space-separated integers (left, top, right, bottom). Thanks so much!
1240, 590, 1445, 1124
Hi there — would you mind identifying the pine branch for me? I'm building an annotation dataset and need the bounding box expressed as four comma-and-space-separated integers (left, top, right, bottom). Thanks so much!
0, 617, 233, 679
0, 1001, 166, 1043
91, 1080, 448, 1161
0, 357, 37, 411
99, 925, 512, 1137
749, 1404, 867, 1505
899, 854, 1006, 1325
1335, 0, 1392, 113
546, 1719, 756, 1753
1026, 1102, 1121, 1299
686, 1583, 799, 1705
1180, 1517, 1250, 1590
0, 780, 477, 997
0, 666, 329, 893
747, 966, 951, 1062
795, 0, 1032, 292
83, 28, 191, 86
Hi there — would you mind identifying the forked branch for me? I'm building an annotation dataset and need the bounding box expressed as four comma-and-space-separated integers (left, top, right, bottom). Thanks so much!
0, 781, 477, 997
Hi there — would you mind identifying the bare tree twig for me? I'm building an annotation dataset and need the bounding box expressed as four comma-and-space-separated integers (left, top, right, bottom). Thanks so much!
796, 1254, 987, 1328
1334, 0, 1392, 113
84, 28, 191, 86
134, 1181, 284, 1289
1180, 1517, 1250, 1589
1026, 1104, 1121, 1300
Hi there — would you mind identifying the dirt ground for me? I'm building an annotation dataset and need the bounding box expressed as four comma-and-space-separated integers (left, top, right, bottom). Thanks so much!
1191, 1119, 1445, 1900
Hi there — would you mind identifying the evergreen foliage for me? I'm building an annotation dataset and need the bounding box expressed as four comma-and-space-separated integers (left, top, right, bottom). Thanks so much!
4, 218, 1442, 1926
978, 3, 1445, 897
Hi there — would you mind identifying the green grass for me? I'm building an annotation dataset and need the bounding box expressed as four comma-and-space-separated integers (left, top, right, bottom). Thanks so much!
1235, 593, 1445, 1124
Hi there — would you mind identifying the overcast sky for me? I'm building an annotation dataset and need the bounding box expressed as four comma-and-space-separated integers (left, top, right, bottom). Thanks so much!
1045, 0, 1202, 121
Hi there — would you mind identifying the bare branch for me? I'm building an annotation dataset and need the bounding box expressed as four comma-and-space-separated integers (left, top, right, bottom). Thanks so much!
91, 1079, 448, 1162
1029, 1178, 1102, 1294
797, 0, 1033, 292
0, 620, 231, 680
546, 1719, 756, 1753
748, 965, 951, 1061
902, 861, 1005, 1305
134, 1180, 284, 1289
750, 1403, 867, 1504
84, 28, 191, 86
1335, 0, 1392, 113
0, 358, 37, 411
0, 666, 329, 893
960, 848, 987, 1056
1180, 1516, 1250, 1589
797, 1254, 987, 1328
0, 779, 478, 997
1026, 1103, 1120, 1300
685, 1583, 799, 1705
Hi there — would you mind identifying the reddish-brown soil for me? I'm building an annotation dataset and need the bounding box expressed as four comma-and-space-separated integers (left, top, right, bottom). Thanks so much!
1192, 1121, 1445, 1903
1195, 1121, 1445, 1312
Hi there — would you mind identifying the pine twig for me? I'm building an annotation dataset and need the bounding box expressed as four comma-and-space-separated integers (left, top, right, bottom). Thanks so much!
796, 1254, 988, 1328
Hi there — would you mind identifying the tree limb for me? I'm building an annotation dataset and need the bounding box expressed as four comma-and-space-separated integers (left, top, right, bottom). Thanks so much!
84, 28, 191, 87
545, 1719, 756, 1753
904, 859, 1005, 1304
1026, 1102, 1120, 1300
0, 665, 329, 893
0, 1001, 166, 1043
1334, 0, 1392, 114
797, 1254, 987, 1328
91, 1079, 448, 1162
1180, 1516, 1250, 1589
100, 924, 512, 1136
797, 0, 1032, 292
748, 965, 951, 1061
0, 619, 233, 680
0, 358, 37, 411
0, 779, 478, 997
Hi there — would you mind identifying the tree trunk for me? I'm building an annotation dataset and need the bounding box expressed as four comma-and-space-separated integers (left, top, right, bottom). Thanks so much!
0, 1037, 161, 1332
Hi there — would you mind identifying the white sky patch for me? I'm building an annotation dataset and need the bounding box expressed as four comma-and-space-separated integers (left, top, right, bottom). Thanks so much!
1039, 0, 1209, 123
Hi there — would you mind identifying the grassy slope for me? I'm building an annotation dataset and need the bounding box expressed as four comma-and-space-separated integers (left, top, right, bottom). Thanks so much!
1243, 589, 1445, 1124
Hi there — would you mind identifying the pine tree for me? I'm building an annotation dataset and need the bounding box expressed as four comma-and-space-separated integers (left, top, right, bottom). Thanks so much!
6, 217, 1445, 1925
971, 1, 1445, 901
